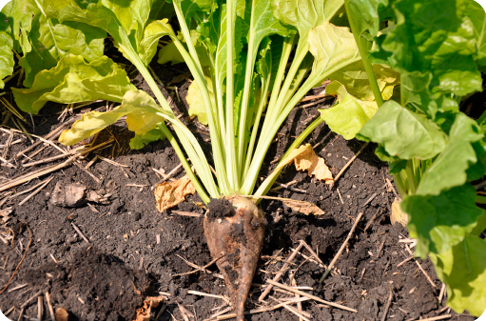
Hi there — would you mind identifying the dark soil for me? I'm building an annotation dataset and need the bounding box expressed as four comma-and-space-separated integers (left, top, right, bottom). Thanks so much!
0, 63, 478, 321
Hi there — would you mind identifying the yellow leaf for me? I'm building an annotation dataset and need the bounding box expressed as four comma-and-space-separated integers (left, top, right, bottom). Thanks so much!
154, 176, 196, 212
185, 76, 215, 125
282, 199, 325, 215
293, 144, 333, 184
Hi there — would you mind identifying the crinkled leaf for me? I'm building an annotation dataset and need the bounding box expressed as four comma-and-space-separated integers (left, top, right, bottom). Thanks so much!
21, 18, 106, 87
293, 144, 333, 184
130, 123, 166, 149
382, 0, 482, 97
154, 175, 196, 212
430, 235, 486, 317
320, 81, 378, 140
60, 89, 165, 145
12, 55, 136, 114
44, 0, 175, 67
6, 0, 106, 87
416, 113, 483, 196
357, 100, 448, 160
401, 183, 484, 258
400, 71, 459, 119
5, 0, 106, 87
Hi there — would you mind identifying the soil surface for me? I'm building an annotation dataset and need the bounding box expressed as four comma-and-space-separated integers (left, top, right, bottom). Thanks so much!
0, 61, 478, 321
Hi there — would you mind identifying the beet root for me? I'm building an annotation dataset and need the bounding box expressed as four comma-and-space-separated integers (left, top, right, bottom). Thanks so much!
204, 196, 266, 321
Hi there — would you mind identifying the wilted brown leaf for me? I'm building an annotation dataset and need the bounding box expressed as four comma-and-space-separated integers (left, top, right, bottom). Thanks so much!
282, 199, 325, 215
154, 176, 196, 212
294, 144, 333, 184
133, 297, 165, 321
55, 308, 69, 321
391, 198, 407, 227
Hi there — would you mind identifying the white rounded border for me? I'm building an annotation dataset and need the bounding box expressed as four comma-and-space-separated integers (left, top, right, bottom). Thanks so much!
0, 0, 9, 11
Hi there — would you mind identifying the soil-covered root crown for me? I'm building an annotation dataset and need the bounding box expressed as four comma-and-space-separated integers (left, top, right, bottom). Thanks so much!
203, 196, 265, 321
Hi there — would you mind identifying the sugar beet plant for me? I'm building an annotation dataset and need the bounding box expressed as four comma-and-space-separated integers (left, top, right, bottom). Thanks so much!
336, 0, 486, 316
0, 0, 485, 317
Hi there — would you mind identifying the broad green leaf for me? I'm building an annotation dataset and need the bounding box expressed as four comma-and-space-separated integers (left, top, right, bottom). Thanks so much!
44, 0, 175, 67
138, 19, 175, 65
60, 89, 166, 145
328, 61, 400, 101
400, 71, 459, 119
11, 55, 136, 114
0, 12, 14, 89
5, 0, 106, 87
358, 100, 448, 159
247, 0, 291, 56
402, 183, 484, 258
186, 75, 217, 125
23, 19, 107, 87
320, 81, 378, 140
345, 0, 389, 39
416, 113, 483, 195
464, 0, 486, 69
382, 0, 482, 97
272, 0, 342, 36
100, 0, 155, 41
320, 95, 374, 140
307, 22, 360, 84
430, 235, 486, 316
130, 124, 166, 149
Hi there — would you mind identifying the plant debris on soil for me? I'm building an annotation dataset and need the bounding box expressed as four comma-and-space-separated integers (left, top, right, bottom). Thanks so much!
0, 62, 477, 321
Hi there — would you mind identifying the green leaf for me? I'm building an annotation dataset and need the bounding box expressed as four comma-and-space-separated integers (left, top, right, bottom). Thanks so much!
329, 60, 400, 101
157, 41, 185, 65
320, 95, 374, 140
60, 89, 166, 145
402, 183, 484, 258
400, 71, 459, 119
382, 0, 482, 97
464, 0, 486, 69
100, 0, 156, 41
6, 0, 106, 87
138, 19, 175, 65
44, 0, 176, 66
430, 235, 486, 316
358, 100, 448, 160
416, 113, 483, 195
272, 0, 343, 36
11, 55, 136, 114
129, 123, 166, 149
0, 12, 14, 89
307, 22, 360, 84
320, 81, 378, 140
345, 0, 389, 39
